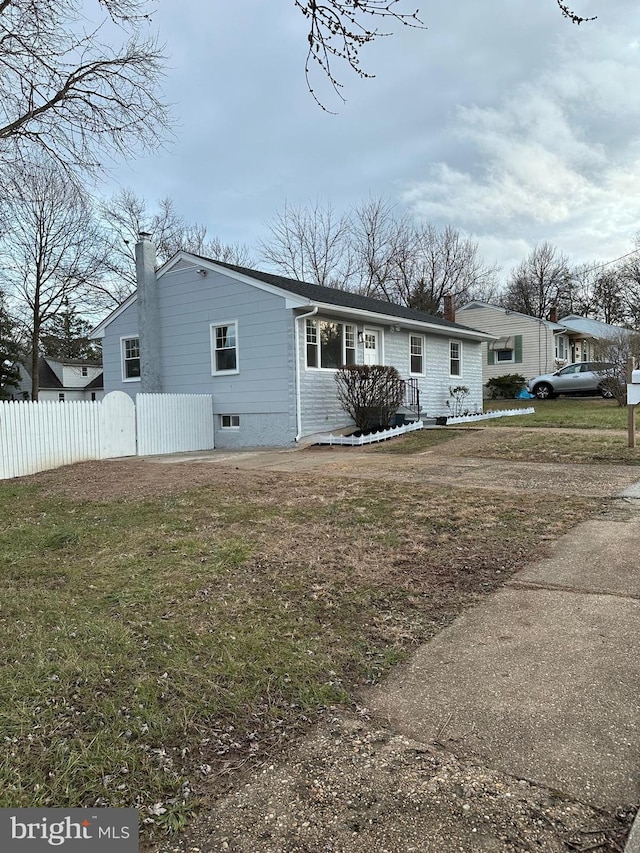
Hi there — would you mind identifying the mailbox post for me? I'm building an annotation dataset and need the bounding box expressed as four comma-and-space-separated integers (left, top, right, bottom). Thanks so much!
626, 359, 640, 448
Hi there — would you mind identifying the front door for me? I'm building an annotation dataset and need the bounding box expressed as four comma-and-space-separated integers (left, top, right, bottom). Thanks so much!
363, 329, 381, 366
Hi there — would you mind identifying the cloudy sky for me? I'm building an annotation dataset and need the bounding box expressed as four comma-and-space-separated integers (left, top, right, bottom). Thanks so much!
102, 0, 640, 284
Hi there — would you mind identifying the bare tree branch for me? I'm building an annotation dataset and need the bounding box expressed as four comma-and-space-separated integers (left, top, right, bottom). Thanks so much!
99, 189, 254, 304
0, 0, 169, 177
295, 0, 425, 110
556, 1, 597, 25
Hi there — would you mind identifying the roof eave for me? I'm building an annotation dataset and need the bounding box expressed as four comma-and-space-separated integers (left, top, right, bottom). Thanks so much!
300, 301, 495, 341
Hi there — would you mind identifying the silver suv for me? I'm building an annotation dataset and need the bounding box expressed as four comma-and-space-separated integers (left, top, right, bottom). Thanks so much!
527, 362, 615, 400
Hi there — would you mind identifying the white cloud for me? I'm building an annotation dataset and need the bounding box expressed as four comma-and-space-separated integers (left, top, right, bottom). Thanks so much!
402, 12, 640, 271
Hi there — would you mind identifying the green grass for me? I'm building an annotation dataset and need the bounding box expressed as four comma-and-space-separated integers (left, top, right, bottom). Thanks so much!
0, 471, 597, 833
484, 397, 628, 429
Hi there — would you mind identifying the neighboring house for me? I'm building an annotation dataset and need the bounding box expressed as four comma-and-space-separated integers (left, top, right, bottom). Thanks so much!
13, 357, 104, 401
90, 235, 493, 448
457, 301, 630, 388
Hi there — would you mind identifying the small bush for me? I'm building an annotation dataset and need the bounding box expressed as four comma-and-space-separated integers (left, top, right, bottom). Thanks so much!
486, 374, 526, 399
335, 365, 404, 432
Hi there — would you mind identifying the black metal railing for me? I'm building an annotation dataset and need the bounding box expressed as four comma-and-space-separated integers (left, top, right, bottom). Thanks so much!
401, 377, 421, 419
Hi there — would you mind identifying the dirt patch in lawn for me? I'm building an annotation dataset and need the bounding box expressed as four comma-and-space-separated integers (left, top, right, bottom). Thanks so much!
23, 425, 640, 503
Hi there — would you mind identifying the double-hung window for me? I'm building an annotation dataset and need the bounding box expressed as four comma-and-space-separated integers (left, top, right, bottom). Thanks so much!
449, 340, 462, 377
410, 335, 424, 375
306, 319, 356, 369
122, 337, 141, 381
211, 321, 238, 374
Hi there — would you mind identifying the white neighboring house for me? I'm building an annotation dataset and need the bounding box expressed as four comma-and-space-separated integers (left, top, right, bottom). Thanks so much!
13, 357, 104, 401
457, 302, 631, 388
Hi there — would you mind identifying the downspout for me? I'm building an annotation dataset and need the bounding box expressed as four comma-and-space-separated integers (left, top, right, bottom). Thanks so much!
294, 306, 318, 442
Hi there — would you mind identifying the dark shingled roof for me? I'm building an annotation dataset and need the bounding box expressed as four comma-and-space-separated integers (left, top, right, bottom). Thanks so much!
192, 256, 485, 335
36, 358, 63, 389
84, 373, 104, 390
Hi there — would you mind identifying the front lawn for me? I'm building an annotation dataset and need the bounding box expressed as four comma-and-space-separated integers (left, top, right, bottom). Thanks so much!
484, 397, 628, 430
0, 464, 597, 838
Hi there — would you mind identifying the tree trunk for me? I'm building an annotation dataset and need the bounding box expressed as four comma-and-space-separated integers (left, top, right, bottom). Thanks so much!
31, 326, 40, 401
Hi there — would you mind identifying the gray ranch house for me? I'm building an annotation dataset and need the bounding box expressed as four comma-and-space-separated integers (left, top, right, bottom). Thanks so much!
91, 235, 493, 448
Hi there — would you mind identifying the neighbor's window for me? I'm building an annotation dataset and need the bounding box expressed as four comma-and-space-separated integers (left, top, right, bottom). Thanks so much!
495, 348, 514, 363
410, 335, 424, 374
220, 414, 240, 428
122, 337, 141, 380
555, 335, 568, 361
81, 366, 88, 377
58, 393, 65, 401
449, 340, 462, 377
306, 319, 354, 369
211, 322, 238, 373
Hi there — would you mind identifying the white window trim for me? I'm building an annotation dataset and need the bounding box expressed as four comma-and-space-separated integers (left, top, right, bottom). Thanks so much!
120, 335, 141, 383
449, 339, 462, 378
344, 323, 357, 366
495, 348, 515, 364
409, 334, 426, 377
220, 414, 240, 429
305, 318, 358, 371
210, 320, 240, 375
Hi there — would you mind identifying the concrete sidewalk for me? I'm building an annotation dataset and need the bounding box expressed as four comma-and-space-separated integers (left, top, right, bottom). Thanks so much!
367, 489, 640, 844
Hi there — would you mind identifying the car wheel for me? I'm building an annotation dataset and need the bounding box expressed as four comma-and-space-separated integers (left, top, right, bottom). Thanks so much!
534, 382, 554, 400
599, 386, 614, 399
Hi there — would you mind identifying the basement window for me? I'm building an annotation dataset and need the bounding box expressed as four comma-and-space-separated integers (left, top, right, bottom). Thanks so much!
220, 414, 240, 429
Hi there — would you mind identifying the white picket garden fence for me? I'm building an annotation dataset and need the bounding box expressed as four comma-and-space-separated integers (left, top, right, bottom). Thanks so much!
0, 391, 214, 480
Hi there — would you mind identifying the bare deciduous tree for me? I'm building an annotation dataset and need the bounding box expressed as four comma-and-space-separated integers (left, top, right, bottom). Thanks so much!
594, 330, 640, 406
392, 224, 500, 314
500, 242, 573, 319
348, 197, 412, 298
260, 200, 354, 288
261, 197, 499, 313
0, 160, 109, 398
0, 0, 169, 176
100, 190, 254, 302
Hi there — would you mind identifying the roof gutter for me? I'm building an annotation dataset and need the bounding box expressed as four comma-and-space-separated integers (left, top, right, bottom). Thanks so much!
294, 306, 318, 442
308, 301, 494, 342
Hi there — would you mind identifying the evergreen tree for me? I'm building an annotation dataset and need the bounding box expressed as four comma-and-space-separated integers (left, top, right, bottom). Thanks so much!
0, 292, 22, 398
40, 301, 101, 361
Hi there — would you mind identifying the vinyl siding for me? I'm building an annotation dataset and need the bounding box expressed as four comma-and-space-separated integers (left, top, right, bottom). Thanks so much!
457, 305, 557, 384
297, 318, 484, 434
101, 266, 297, 446
101, 302, 140, 396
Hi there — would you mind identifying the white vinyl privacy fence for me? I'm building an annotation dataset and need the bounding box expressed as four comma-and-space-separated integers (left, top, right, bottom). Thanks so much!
0, 391, 214, 480
136, 393, 214, 456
